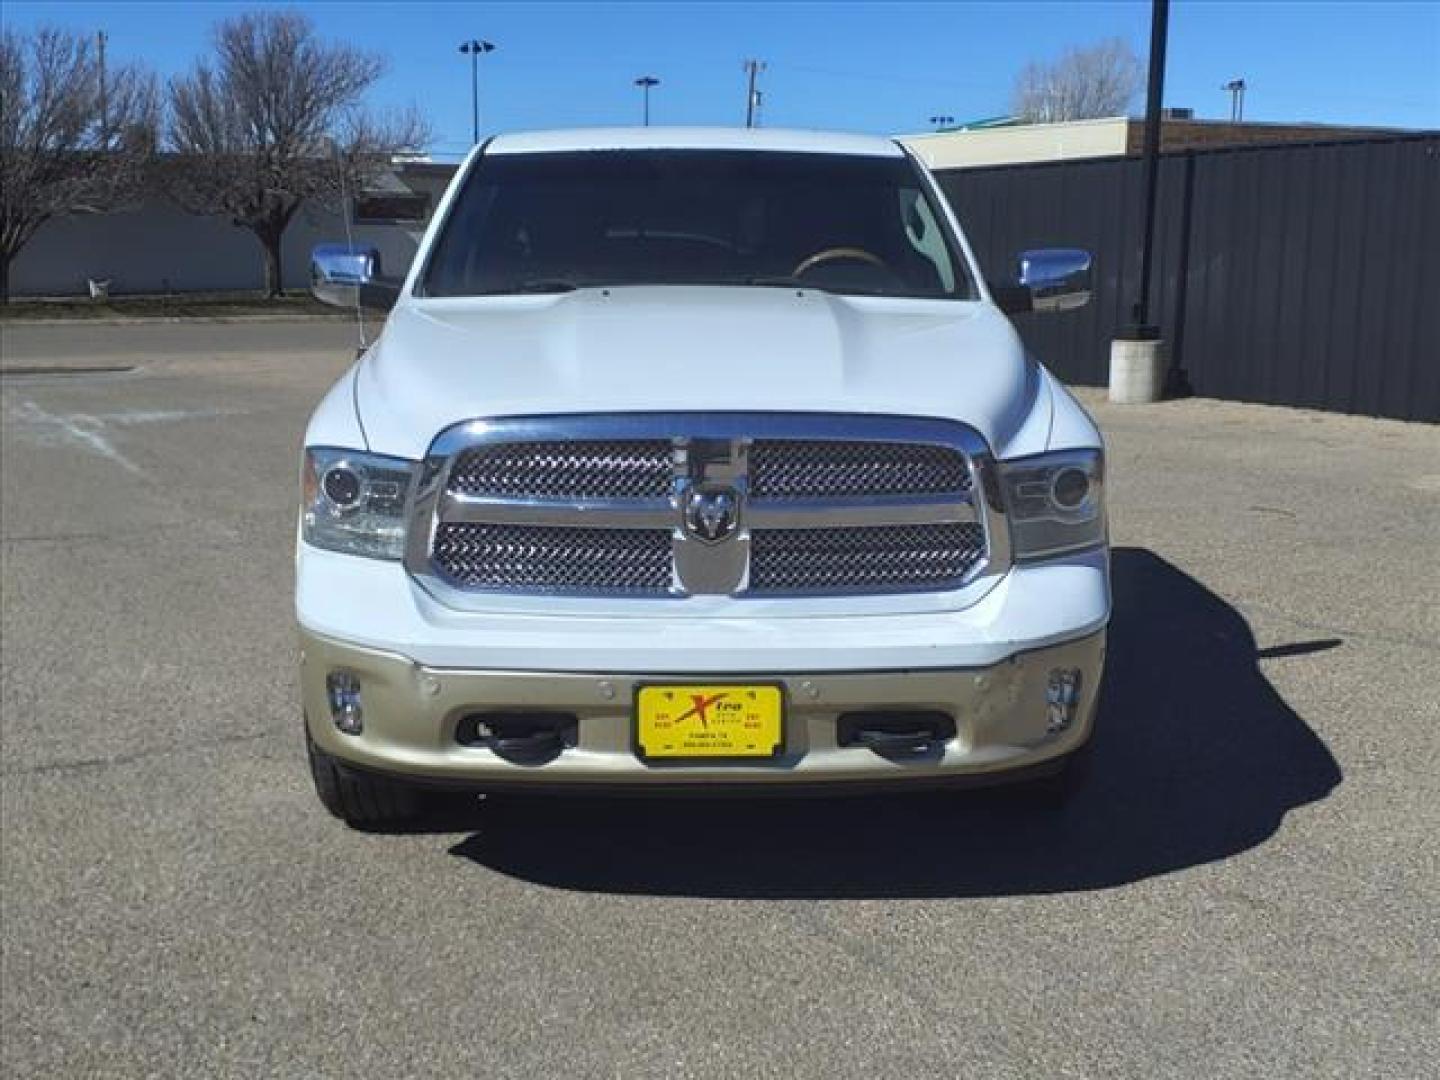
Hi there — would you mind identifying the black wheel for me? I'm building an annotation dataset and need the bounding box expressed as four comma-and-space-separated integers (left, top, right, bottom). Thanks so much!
306, 731, 421, 827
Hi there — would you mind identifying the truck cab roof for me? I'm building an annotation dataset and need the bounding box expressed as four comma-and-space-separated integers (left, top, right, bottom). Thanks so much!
485, 126, 906, 158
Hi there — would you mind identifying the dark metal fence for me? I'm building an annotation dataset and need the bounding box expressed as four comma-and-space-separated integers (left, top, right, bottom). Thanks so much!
935, 133, 1439, 422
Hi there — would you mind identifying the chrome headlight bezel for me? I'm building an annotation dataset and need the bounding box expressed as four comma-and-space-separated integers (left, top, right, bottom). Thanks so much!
301, 447, 419, 560
998, 447, 1106, 560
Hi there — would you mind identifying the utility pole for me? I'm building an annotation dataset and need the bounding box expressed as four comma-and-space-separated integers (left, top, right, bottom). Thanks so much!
97, 30, 108, 144
635, 76, 659, 126
743, 59, 766, 128
1224, 78, 1246, 122
458, 39, 496, 144
1110, 0, 1171, 403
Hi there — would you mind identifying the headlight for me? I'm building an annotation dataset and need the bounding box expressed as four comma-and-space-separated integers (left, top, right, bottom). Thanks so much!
998, 448, 1106, 559
301, 447, 419, 560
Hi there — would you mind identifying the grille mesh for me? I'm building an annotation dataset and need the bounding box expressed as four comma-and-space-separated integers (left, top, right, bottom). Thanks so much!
448, 440, 673, 501
431, 430, 989, 598
749, 440, 971, 501
748, 523, 986, 594
433, 523, 672, 594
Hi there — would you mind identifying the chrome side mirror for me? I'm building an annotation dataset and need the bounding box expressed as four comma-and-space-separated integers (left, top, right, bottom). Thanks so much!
309, 243, 400, 312
1016, 248, 1093, 313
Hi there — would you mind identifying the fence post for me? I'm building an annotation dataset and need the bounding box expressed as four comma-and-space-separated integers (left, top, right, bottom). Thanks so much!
1167, 152, 1198, 397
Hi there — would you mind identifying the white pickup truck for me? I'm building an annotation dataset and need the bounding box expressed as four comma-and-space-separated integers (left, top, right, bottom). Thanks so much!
299, 128, 1107, 826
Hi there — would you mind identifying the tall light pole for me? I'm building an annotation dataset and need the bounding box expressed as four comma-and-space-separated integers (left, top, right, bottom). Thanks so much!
458, 39, 495, 144
1133, 0, 1169, 333
634, 76, 659, 126
1110, 0, 1171, 403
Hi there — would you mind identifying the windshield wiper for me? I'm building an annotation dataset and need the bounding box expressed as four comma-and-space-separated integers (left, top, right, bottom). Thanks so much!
742, 275, 831, 291
476, 277, 901, 297
742, 276, 900, 297
482, 278, 584, 295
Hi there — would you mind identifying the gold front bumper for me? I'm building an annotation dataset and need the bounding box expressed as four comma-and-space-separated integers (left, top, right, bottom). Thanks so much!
301, 629, 1106, 788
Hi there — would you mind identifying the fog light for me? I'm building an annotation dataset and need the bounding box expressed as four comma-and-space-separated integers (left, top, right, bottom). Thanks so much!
326, 671, 363, 734
1045, 668, 1083, 735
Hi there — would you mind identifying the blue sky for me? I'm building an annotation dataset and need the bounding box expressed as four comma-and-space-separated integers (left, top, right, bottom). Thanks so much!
8, 1, 1438, 159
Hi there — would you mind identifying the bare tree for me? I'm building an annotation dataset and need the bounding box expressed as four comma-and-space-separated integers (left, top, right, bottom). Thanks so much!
163, 11, 428, 298
1012, 39, 1145, 123
0, 27, 157, 300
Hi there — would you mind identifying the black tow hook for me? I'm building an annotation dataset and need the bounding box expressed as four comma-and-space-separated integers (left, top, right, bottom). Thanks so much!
457, 712, 578, 765
836, 711, 957, 759
846, 728, 943, 755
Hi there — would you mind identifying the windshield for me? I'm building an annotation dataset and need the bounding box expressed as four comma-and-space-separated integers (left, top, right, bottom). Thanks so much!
420, 149, 978, 300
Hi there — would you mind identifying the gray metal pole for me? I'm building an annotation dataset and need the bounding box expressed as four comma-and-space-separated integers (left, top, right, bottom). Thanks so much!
1224, 79, 1246, 122
635, 76, 659, 126
470, 49, 479, 143
460, 40, 494, 144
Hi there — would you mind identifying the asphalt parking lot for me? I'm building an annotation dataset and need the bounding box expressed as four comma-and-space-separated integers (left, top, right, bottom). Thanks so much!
3, 319, 1438, 1078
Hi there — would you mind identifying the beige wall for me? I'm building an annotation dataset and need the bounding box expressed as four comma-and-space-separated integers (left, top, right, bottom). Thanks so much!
901, 118, 1130, 169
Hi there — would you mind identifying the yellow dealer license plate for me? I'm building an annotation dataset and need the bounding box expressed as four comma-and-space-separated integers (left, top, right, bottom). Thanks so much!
635, 684, 785, 761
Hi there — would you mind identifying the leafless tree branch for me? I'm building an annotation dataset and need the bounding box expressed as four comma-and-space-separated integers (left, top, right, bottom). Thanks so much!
162, 11, 431, 297
1012, 39, 1145, 124
0, 26, 157, 299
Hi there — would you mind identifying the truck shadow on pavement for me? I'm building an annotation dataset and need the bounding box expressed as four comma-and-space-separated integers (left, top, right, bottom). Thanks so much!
447, 547, 1343, 898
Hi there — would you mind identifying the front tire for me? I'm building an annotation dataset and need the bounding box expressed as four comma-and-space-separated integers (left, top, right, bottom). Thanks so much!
306, 732, 421, 827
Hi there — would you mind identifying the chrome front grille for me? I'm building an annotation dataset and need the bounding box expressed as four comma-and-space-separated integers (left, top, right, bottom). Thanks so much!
749, 523, 987, 594
448, 440, 673, 500
408, 415, 1004, 601
750, 440, 971, 500
433, 523, 672, 593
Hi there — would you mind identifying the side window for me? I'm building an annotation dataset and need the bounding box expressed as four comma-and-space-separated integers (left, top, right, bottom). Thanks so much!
898, 187, 955, 292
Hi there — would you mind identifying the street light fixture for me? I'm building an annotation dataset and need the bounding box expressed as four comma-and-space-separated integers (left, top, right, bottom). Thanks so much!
459, 39, 496, 144
929, 115, 954, 131
634, 76, 660, 126
1223, 78, 1246, 122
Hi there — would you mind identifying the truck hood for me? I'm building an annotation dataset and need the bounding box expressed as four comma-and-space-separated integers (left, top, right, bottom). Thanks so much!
355, 286, 1048, 460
